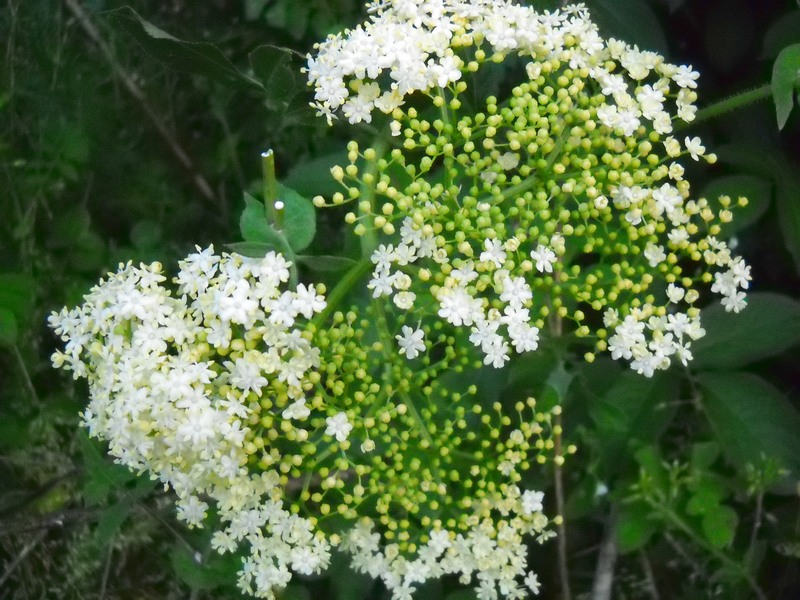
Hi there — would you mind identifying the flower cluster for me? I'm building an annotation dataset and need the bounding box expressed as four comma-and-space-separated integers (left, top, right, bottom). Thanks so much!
50, 249, 335, 596
308, 0, 699, 132
315, 1, 750, 377
50, 247, 558, 599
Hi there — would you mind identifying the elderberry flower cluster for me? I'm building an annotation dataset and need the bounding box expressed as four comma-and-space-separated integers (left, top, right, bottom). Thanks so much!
50, 249, 335, 596
314, 1, 750, 377
50, 247, 559, 599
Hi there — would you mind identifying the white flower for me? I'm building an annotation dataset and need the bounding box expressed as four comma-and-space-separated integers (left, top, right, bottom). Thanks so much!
283, 400, 311, 420
530, 245, 557, 273
325, 412, 353, 443
396, 325, 425, 359
521, 490, 544, 515
684, 136, 705, 160
479, 238, 507, 269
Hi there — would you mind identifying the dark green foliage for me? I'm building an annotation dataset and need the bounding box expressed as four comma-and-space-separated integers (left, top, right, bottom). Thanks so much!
2, 0, 800, 599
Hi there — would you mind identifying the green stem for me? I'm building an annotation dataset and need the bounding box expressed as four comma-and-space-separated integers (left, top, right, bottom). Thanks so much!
654, 501, 766, 599
359, 140, 387, 258
681, 83, 772, 129
311, 258, 373, 329
261, 149, 283, 229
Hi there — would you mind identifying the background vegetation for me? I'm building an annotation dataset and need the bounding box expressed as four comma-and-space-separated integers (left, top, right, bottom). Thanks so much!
2, 0, 800, 598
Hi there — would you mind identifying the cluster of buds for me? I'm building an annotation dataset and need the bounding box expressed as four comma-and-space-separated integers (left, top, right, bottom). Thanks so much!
314, 1, 750, 377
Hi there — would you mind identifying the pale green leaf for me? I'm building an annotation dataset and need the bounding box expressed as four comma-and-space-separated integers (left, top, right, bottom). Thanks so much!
692, 293, 800, 370
698, 371, 800, 493
699, 175, 772, 237
772, 44, 800, 129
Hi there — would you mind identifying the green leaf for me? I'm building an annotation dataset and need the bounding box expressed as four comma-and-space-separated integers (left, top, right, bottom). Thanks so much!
691, 293, 800, 370
130, 220, 163, 250
772, 44, 800, 129
93, 503, 132, 549
0, 308, 18, 346
283, 151, 350, 198
78, 432, 136, 506
588, 371, 679, 477
225, 241, 276, 258
702, 505, 738, 549
50, 206, 91, 248
586, 0, 667, 54
717, 143, 800, 270
329, 551, 374, 600
107, 7, 261, 90
700, 175, 772, 237
249, 45, 297, 106
275, 183, 317, 252
686, 478, 727, 516
296, 255, 357, 272
762, 10, 800, 59
616, 502, 658, 553
634, 445, 670, 494
239, 193, 292, 254
170, 544, 239, 590
690, 441, 721, 472
0, 273, 35, 323
698, 371, 800, 493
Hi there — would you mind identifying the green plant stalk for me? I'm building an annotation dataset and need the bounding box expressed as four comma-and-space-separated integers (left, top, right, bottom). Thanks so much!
682, 83, 772, 129
261, 149, 283, 230
650, 500, 766, 600
359, 140, 387, 258
310, 258, 374, 329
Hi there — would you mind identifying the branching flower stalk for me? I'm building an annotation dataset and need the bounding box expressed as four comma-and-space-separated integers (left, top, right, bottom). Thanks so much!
49, 1, 755, 599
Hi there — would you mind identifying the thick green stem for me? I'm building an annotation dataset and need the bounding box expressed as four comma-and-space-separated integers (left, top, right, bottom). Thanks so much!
311, 258, 373, 329
681, 83, 772, 129
261, 149, 284, 229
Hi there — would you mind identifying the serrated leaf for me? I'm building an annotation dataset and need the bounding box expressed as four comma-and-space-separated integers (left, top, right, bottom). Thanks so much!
93, 503, 132, 549
772, 44, 800, 129
700, 175, 772, 237
239, 193, 292, 254
275, 183, 317, 252
107, 7, 261, 90
616, 502, 658, 553
692, 293, 800, 370
170, 544, 239, 590
586, 0, 667, 53
698, 371, 800, 493
78, 432, 136, 505
296, 255, 357, 272
702, 505, 738, 549
588, 371, 679, 477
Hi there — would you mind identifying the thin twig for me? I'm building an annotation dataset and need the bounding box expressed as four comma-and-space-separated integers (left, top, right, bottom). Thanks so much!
12, 344, 40, 406
62, 0, 218, 206
553, 410, 571, 600
749, 490, 764, 552
590, 508, 618, 600
0, 530, 48, 589
639, 550, 661, 600
99, 542, 113, 600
